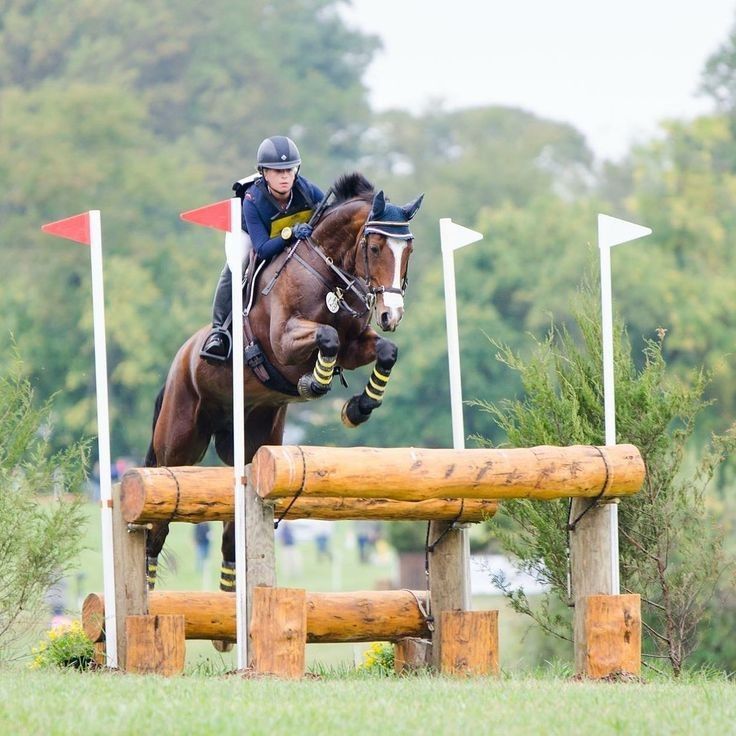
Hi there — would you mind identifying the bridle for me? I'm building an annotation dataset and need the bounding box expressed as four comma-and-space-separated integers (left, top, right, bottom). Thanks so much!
272, 198, 411, 320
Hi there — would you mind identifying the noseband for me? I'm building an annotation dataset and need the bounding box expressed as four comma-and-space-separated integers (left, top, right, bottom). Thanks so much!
359, 230, 408, 302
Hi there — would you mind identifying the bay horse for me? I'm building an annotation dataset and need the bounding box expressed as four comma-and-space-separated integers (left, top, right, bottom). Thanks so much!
144, 172, 423, 597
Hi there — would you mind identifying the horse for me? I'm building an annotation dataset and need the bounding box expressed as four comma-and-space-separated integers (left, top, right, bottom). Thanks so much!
144, 172, 423, 596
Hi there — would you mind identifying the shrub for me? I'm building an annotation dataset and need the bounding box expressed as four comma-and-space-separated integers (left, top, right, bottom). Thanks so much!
0, 353, 89, 659
358, 642, 394, 675
470, 287, 736, 676
29, 620, 95, 670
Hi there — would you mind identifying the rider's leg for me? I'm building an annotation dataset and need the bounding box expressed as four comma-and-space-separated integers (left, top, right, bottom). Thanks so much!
200, 265, 232, 362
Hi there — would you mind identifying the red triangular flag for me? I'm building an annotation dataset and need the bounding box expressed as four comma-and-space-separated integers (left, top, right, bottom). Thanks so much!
180, 199, 232, 232
41, 212, 91, 245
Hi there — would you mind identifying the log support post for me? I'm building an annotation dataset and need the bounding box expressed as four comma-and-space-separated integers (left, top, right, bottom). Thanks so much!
428, 521, 470, 670
111, 481, 147, 671
244, 467, 276, 667
250, 587, 306, 678
125, 614, 185, 676
394, 637, 432, 674
580, 594, 641, 678
439, 610, 499, 676
570, 498, 617, 674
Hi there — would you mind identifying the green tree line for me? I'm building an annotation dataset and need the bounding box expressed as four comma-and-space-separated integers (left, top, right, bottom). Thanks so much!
1, 0, 735, 469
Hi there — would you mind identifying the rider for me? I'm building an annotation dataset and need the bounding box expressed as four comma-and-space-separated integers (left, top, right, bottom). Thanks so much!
200, 135, 325, 363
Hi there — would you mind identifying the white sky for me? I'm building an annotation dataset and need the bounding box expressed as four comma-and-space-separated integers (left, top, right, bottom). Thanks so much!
341, 0, 736, 161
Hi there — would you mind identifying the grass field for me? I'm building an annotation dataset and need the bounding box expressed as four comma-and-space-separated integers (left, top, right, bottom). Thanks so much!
3, 504, 735, 735
0, 667, 734, 736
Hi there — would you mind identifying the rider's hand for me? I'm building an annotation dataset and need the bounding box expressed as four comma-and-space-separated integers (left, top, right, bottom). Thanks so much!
293, 223, 313, 240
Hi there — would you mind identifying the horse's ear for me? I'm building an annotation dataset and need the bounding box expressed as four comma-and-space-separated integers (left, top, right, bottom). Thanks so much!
370, 190, 386, 219
402, 193, 424, 221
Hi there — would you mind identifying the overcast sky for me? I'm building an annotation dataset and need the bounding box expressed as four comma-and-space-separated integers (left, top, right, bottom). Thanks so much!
341, 0, 736, 161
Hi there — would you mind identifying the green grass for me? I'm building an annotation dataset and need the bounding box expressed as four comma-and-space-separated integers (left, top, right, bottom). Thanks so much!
0, 667, 734, 736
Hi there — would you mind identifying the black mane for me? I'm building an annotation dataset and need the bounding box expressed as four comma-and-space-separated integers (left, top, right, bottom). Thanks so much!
332, 172, 374, 204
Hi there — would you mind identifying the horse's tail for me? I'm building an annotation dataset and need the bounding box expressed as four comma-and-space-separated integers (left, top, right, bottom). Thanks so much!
144, 385, 166, 467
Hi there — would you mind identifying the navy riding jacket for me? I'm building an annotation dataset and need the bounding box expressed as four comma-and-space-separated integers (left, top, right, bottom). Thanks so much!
242, 175, 324, 260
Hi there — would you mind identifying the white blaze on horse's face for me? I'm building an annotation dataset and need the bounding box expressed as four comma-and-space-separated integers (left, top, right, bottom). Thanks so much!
378, 237, 408, 331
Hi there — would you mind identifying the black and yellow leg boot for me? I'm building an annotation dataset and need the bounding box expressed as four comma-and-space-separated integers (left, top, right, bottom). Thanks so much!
220, 560, 236, 592
297, 326, 339, 399
146, 556, 158, 591
342, 338, 397, 428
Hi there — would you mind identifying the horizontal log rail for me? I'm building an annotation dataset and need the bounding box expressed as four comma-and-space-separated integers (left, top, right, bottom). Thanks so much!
253, 444, 645, 502
83, 589, 431, 644
120, 466, 497, 523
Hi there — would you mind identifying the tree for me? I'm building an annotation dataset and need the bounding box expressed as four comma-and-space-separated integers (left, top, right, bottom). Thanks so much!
470, 286, 736, 675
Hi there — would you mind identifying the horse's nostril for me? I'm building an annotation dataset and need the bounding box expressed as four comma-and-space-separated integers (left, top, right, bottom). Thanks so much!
380, 312, 390, 329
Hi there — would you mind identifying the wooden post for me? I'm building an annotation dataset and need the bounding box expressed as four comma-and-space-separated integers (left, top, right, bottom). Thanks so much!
111, 481, 147, 670
580, 594, 641, 678
245, 467, 276, 667
250, 587, 306, 678
125, 614, 185, 676
439, 611, 499, 676
428, 520, 469, 669
394, 638, 432, 674
570, 499, 616, 674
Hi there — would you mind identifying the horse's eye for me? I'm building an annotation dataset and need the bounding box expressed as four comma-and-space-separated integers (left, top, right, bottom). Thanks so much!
369, 243, 380, 255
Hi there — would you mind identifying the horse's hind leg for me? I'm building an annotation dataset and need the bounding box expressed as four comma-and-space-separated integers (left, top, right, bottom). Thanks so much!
145, 379, 211, 590
212, 407, 287, 654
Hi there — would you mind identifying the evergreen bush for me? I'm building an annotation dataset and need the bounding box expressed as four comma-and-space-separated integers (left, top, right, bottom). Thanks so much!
471, 287, 736, 675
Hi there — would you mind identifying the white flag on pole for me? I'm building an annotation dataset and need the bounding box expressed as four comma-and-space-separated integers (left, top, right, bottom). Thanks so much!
598, 214, 652, 249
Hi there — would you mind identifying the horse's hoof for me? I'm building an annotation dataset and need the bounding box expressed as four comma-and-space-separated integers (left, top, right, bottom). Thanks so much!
341, 401, 360, 428
212, 640, 234, 653
297, 374, 330, 400
341, 395, 377, 428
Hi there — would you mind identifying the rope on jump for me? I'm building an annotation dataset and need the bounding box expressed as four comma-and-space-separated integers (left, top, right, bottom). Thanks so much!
273, 444, 308, 529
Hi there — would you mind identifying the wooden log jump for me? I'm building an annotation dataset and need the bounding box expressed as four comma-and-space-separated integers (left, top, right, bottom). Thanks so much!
108, 442, 645, 678
253, 444, 645, 501
83, 589, 431, 644
121, 466, 498, 524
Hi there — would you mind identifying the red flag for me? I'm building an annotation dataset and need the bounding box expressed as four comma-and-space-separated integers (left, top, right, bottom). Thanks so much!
41, 212, 91, 245
180, 199, 232, 232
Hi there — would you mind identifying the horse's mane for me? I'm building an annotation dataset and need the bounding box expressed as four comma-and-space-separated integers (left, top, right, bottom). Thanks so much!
331, 172, 374, 204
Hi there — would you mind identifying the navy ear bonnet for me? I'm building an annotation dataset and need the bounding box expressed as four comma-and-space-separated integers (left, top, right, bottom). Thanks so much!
365, 191, 424, 240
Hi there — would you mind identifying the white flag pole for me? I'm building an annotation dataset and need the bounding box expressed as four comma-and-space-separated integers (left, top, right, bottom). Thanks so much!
441, 242, 465, 450
88, 210, 118, 668
439, 217, 483, 609
225, 198, 248, 670
597, 213, 652, 594
439, 218, 483, 451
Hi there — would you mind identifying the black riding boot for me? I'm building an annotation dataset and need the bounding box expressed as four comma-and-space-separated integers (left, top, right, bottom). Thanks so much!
200, 265, 232, 363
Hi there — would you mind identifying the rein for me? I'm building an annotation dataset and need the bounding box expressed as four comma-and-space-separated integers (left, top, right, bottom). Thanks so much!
263, 196, 408, 321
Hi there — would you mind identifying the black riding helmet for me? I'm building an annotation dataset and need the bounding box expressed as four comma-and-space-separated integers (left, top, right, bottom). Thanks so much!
256, 136, 301, 172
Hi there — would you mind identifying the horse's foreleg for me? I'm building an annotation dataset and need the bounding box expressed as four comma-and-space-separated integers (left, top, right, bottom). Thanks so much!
297, 325, 339, 399
342, 336, 398, 428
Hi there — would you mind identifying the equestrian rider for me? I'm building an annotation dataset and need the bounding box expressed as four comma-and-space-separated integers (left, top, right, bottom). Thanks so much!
200, 135, 324, 363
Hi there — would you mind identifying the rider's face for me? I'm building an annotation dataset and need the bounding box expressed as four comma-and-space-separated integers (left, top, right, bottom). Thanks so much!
263, 167, 297, 196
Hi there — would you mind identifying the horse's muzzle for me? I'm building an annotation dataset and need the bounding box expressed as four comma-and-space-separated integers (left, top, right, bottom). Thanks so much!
379, 306, 403, 332
378, 290, 404, 331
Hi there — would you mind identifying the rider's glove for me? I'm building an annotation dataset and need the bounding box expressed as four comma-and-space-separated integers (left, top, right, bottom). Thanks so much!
293, 223, 313, 240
